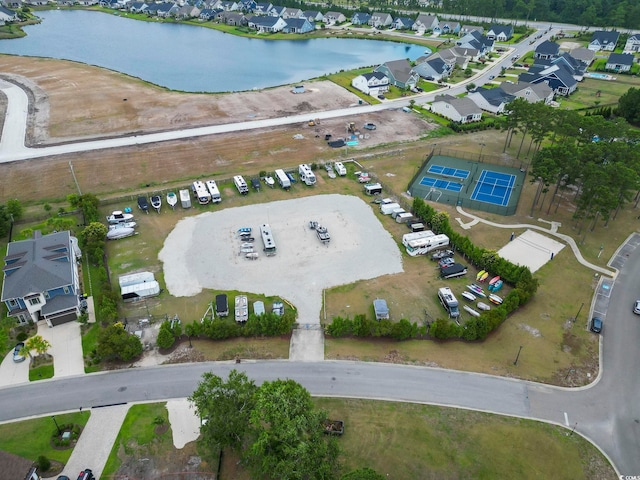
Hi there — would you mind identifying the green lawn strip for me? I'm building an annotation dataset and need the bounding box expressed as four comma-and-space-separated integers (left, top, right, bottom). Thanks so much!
0, 412, 90, 464
102, 403, 172, 478
314, 398, 614, 479
29, 363, 54, 381
81, 323, 101, 373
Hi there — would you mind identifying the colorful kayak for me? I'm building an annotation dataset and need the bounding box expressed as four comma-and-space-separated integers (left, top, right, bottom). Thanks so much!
489, 280, 504, 292
461, 291, 476, 302
476, 270, 486, 280
463, 305, 481, 317
489, 275, 500, 285
479, 272, 490, 282
467, 284, 487, 297
488, 294, 503, 305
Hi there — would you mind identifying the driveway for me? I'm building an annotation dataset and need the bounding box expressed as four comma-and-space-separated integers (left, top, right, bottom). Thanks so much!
0, 348, 30, 386
37, 321, 85, 378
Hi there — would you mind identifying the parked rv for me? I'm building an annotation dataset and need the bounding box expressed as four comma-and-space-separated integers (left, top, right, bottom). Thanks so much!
391, 208, 406, 219
235, 295, 249, 323
364, 183, 383, 195
206, 180, 222, 203
396, 212, 414, 223
380, 202, 401, 215
298, 164, 316, 186
275, 169, 291, 189
179, 189, 191, 209
192, 181, 211, 205
234, 175, 249, 195
334, 161, 347, 176
408, 222, 425, 232
216, 294, 229, 317
438, 287, 460, 318
440, 263, 468, 279
404, 234, 450, 256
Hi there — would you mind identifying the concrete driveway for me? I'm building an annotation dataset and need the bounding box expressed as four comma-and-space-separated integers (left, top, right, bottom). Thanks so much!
37, 321, 85, 378
0, 348, 30, 386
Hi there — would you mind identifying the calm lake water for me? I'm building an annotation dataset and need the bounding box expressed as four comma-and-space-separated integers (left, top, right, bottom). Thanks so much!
0, 10, 426, 92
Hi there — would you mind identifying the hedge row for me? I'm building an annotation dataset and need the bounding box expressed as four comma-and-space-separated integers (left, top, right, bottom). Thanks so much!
196, 311, 296, 340
326, 315, 425, 340
448, 117, 504, 133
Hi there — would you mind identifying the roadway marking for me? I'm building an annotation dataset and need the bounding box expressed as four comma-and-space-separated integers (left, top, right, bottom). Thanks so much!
564, 411, 569, 426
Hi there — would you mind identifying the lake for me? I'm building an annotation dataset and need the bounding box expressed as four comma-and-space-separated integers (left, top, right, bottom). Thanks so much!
0, 10, 426, 92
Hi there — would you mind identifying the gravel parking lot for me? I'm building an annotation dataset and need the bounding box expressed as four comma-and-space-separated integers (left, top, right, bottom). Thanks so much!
159, 194, 404, 323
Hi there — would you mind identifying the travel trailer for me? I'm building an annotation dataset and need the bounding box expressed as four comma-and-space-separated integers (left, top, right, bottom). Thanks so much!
275, 169, 291, 189
234, 175, 249, 195
206, 180, 222, 203
404, 234, 450, 256
298, 164, 316, 186
179, 189, 191, 209
438, 287, 460, 318
192, 181, 211, 205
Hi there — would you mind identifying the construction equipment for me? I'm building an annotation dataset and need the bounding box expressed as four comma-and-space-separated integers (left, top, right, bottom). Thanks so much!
347, 122, 356, 134
308, 118, 320, 126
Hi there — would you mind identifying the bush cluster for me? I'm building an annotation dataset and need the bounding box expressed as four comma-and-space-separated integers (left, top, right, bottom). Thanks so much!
198, 311, 296, 340
326, 315, 425, 340
448, 117, 504, 133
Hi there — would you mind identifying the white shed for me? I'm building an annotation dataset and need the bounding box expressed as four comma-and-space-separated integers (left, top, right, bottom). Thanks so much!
119, 271, 155, 288
121, 281, 161, 302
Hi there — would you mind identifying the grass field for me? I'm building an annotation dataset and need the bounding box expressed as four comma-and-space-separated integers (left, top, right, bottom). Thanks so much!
0, 411, 90, 464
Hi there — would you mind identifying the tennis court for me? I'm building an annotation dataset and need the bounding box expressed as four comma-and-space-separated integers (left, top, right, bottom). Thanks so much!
427, 165, 470, 179
419, 176, 463, 192
470, 170, 516, 206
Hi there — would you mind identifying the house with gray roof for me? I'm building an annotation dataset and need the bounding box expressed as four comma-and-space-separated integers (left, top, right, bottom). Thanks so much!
350, 12, 370, 25
283, 17, 313, 33
624, 34, 640, 53
374, 59, 419, 89
393, 17, 413, 30
252, 2, 271, 14
413, 57, 451, 82
456, 30, 493, 55
460, 24, 483, 35
369, 12, 393, 28
534, 40, 560, 60
606, 53, 635, 73
128, 1, 148, 13
0, 4, 18, 22
588, 30, 619, 51
466, 86, 515, 114
351, 71, 390, 97
281, 7, 302, 19
519, 63, 577, 96
433, 21, 460, 35
323, 11, 345, 24
176, 4, 201, 18
499, 81, 554, 104
217, 10, 246, 25
412, 13, 438, 32
303, 10, 323, 22
486, 24, 513, 41
248, 14, 285, 31
569, 47, 595, 66
430, 94, 482, 123
1, 230, 82, 327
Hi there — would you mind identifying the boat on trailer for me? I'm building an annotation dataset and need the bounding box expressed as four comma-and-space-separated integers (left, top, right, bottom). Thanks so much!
106, 227, 135, 240
109, 221, 136, 230
106, 210, 134, 224
137, 196, 150, 214
151, 195, 162, 213
167, 192, 177, 209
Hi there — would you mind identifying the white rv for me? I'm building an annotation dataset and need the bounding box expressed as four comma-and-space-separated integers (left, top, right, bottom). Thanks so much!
438, 287, 460, 318
234, 175, 249, 195
334, 161, 347, 176
275, 169, 291, 189
404, 233, 449, 256
260, 224, 277, 256
191, 181, 211, 205
364, 183, 383, 195
298, 164, 316, 186
179, 189, 191, 209
206, 180, 222, 203
380, 202, 401, 215
402, 230, 435, 245
235, 295, 249, 323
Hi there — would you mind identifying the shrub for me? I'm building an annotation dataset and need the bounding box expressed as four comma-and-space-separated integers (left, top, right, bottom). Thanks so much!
37, 455, 50, 472
16, 331, 28, 342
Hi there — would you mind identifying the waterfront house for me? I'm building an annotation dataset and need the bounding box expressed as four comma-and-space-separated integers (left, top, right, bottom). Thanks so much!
350, 12, 370, 25
374, 59, 419, 89
351, 72, 390, 97
412, 13, 438, 32
248, 14, 285, 31
283, 17, 313, 33
369, 12, 393, 28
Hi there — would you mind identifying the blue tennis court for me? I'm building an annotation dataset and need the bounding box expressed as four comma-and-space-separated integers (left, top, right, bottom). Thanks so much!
428, 164, 470, 179
419, 176, 463, 192
470, 170, 516, 206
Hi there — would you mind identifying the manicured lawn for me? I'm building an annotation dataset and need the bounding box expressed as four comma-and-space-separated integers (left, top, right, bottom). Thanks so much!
0, 412, 90, 464
29, 363, 54, 381
102, 403, 172, 477
189, 336, 290, 360
314, 398, 614, 479
81, 323, 101, 373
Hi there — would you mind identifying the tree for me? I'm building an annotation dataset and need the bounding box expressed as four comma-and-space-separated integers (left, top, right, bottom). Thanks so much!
157, 322, 177, 349
189, 370, 258, 454
25, 335, 51, 358
6, 199, 23, 221
97, 322, 143, 361
247, 379, 340, 480
617, 87, 640, 126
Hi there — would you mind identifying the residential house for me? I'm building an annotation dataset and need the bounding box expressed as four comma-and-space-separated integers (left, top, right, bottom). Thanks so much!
430, 46, 479, 69
624, 34, 640, 53
430, 94, 482, 123
24, 0, 49, 5
128, 1, 148, 13
534, 40, 559, 60
467, 87, 515, 114
199, 8, 220, 19
1, 231, 83, 327
252, 1, 271, 14
460, 24, 483, 35
569, 47, 595, 67
533, 52, 586, 81
76, 0, 98, 5
606, 53, 635, 73
350, 12, 370, 25
237, 0, 255, 12
3, 0, 22, 8
500, 81, 554, 104
268, 5, 284, 17
323, 11, 345, 24
369, 12, 393, 28
588, 30, 619, 51
486, 24, 513, 42
218, 0, 238, 10
456, 30, 493, 55
247, 14, 285, 32
413, 56, 452, 82
218, 10, 246, 25
0, 5, 18, 21
283, 17, 313, 33
519, 64, 578, 96
433, 21, 460, 35
412, 13, 438, 32
393, 17, 413, 30
281, 7, 302, 19
351, 71, 390, 97
374, 59, 419, 89
147, 2, 179, 17
303, 10, 323, 23
176, 4, 201, 18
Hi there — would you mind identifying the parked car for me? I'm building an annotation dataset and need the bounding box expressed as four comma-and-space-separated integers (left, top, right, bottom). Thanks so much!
377, 95, 385, 100
77, 469, 95, 480
250, 178, 261, 191
12, 342, 25, 363
57, 476, 71, 480
634, 300, 640, 315
590, 316, 603, 334
488, 75, 495, 80
431, 249, 454, 261
438, 257, 455, 268
363, 122, 376, 130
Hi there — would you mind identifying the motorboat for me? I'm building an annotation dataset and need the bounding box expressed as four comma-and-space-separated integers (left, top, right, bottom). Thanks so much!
106, 227, 135, 240
137, 196, 149, 213
106, 210, 134, 224
109, 221, 136, 230
265, 176, 275, 188
151, 195, 162, 213
167, 192, 177, 210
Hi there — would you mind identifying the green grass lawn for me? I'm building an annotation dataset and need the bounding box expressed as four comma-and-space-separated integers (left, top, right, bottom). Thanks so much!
0, 412, 90, 464
81, 323, 101, 373
29, 363, 54, 381
102, 403, 172, 477
314, 398, 614, 479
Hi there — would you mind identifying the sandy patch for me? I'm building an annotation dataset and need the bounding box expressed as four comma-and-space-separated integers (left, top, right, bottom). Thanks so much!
159, 194, 404, 323
166, 399, 201, 449
497, 229, 565, 273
